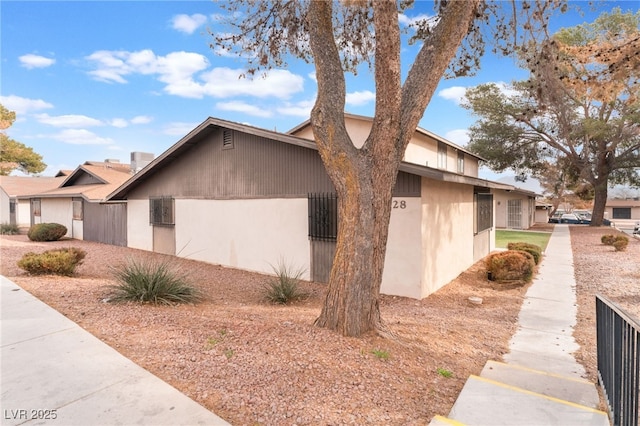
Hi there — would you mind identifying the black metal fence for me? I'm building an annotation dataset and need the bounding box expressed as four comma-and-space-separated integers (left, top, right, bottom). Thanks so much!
596, 295, 640, 426
308, 193, 338, 241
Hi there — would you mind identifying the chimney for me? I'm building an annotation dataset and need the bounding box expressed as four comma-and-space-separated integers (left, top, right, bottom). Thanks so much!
130, 152, 154, 174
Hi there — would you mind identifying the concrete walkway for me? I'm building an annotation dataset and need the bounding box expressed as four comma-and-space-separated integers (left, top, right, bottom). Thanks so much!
0, 275, 230, 426
431, 225, 610, 425
504, 224, 587, 378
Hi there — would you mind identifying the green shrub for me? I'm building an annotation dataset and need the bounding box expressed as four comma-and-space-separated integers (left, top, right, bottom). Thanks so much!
486, 250, 535, 283
261, 260, 308, 304
109, 258, 201, 305
507, 242, 543, 265
0, 223, 20, 235
613, 236, 629, 252
601, 234, 616, 245
17, 247, 86, 276
27, 223, 67, 241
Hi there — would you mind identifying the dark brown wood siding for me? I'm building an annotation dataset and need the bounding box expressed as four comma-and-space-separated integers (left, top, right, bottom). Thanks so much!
83, 201, 127, 246
127, 127, 421, 199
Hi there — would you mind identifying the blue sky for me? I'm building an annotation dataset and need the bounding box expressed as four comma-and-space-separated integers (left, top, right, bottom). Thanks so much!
1, 0, 635, 190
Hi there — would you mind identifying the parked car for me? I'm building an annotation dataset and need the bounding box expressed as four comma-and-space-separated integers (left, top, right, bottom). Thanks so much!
548, 211, 564, 223
559, 213, 587, 224
634, 222, 640, 235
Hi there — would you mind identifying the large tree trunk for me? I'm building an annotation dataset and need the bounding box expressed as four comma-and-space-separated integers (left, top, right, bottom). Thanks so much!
590, 180, 609, 226
314, 157, 396, 336
307, 0, 480, 337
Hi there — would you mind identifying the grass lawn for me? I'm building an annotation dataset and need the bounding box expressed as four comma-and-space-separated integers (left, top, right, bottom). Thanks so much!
495, 230, 552, 250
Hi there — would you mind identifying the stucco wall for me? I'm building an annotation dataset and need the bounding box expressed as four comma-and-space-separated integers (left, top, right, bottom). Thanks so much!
127, 199, 153, 251
175, 198, 311, 279
17, 200, 31, 227
0, 189, 9, 224
72, 220, 83, 240
380, 197, 422, 298
40, 198, 73, 238
420, 179, 475, 297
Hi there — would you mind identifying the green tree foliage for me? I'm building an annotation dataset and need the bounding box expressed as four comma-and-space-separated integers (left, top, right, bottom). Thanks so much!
0, 104, 46, 175
463, 8, 640, 226
211, 1, 565, 337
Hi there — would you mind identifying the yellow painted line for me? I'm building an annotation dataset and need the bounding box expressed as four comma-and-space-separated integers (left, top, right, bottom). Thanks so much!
486, 360, 594, 385
431, 415, 466, 426
470, 375, 608, 415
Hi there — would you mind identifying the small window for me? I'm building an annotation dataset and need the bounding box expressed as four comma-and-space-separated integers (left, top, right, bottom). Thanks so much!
437, 141, 447, 169
457, 151, 465, 174
72, 199, 83, 220
222, 129, 234, 150
308, 193, 338, 241
32, 199, 41, 217
149, 196, 174, 226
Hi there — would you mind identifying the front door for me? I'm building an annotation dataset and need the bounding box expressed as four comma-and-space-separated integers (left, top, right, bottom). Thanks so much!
507, 199, 522, 229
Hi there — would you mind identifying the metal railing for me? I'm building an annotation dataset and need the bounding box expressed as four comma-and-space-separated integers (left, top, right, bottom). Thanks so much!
596, 295, 640, 426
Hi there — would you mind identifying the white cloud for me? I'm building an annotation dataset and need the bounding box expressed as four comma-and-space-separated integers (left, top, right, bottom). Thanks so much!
346, 90, 375, 106
438, 86, 468, 105
438, 82, 519, 106
35, 113, 104, 128
216, 101, 273, 118
0, 95, 53, 115
276, 99, 315, 118
493, 81, 520, 98
131, 115, 153, 124
398, 13, 433, 27
51, 129, 114, 145
86, 49, 208, 85
110, 118, 129, 128
163, 122, 200, 136
85, 49, 304, 100
19, 54, 56, 69
444, 129, 470, 146
171, 13, 207, 34
200, 68, 304, 99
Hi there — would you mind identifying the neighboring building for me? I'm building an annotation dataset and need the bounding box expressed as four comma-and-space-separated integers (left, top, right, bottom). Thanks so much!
107, 116, 514, 299
492, 188, 539, 229
0, 175, 63, 229
27, 160, 134, 244
535, 201, 553, 224
605, 198, 640, 221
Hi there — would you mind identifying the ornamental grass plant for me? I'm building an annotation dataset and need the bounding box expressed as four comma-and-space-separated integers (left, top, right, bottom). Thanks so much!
109, 258, 201, 305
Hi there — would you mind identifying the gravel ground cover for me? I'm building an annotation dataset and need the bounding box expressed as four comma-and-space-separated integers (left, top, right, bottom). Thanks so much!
1, 224, 636, 425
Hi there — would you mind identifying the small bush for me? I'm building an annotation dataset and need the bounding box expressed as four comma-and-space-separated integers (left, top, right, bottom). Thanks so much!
261, 260, 308, 304
109, 258, 201, 305
18, 247, 86, 276
601, 234, 617, 245
613, 236, 629, 252
507, 242, 543, 265
486, 250, 535, 283
0, 223, 20, 235
27, 223, 67, 241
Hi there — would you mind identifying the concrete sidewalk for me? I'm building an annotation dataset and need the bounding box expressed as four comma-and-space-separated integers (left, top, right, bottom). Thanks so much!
503, 224, 588, 378
0, 275, 230, 426
431, 225, 610, 425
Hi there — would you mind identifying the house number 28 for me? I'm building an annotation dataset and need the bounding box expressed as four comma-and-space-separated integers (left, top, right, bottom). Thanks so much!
392, 200, 407, 209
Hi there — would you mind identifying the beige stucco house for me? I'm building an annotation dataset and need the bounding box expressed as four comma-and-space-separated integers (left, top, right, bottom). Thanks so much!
106, 115, 518, 299
605, 198, 640, 221
0, 175, 63, 229
26, 161, 134, 243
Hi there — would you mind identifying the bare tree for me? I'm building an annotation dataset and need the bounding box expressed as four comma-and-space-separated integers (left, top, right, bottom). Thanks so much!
211, 0, 563, 337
